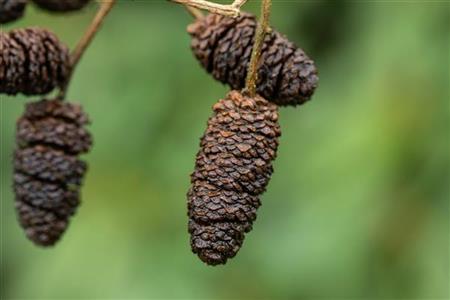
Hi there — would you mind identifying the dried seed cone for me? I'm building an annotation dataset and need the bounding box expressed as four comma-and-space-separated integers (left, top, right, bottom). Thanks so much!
0, 0, 27, 24
0, 27, 70, 95
14, 99, 92, 246
188, 13, 319, 106
32, 0, 90, 12
188, 90, 281, 265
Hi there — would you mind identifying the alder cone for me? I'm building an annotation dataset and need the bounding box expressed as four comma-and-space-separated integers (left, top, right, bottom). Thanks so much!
188, 13, 319, 107
0, 0, 27, 24
14, 99, 92, 246
188, 90, 281, 265
32, 0, 90, 12
0, 28, 70, 95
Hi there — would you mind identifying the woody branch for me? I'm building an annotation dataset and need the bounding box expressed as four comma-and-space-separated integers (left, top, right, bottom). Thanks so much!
170, 0, 248, 17
59, 0, 116, 99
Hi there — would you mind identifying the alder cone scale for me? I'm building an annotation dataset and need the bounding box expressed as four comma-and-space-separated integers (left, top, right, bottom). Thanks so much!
14, 99, 92, 246
0, 0, 27, 24
32, 0, 90, 12
0, 28, 70, 95
188, 90, 281, 265
188, 13, 319, 107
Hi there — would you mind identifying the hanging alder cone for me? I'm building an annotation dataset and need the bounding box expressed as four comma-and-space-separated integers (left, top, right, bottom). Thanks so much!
0, 27, 70, 95
188, 13, 319, 107
188, 90, 281, 265
14, 99, 92, 246
0, 0, 27, 24
32, 0, 90, 12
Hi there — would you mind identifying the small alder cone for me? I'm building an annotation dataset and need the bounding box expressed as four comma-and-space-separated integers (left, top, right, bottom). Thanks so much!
188, 13, 319, 107
0, 0, 27, 24
0, 27, 70, 95
32, 0, 90, 12
188, 90, 281, 265
14, 99, 92, 246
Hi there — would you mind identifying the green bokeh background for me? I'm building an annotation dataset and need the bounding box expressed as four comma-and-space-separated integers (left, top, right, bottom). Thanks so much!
1, 1, 449, 299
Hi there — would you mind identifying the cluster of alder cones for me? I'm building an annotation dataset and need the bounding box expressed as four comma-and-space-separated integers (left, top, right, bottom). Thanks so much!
1, 0, 93, 246
1, 1, 318, 265
187, 13, 318, 265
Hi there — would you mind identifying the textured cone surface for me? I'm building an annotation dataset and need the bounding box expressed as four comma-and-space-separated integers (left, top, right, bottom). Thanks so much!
14, 99, 92, 246
188, 90, 280, 265
0, 0, 26, 23
32, 0, 90, 11
0, 27, 70, 95
16, 201, 69, 246
188, 13, 319, 106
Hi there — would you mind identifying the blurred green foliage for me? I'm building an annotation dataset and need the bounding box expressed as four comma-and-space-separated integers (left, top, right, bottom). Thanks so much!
1, 1, 449, 299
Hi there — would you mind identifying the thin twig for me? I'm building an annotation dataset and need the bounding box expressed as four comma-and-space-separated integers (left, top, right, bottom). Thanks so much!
231, 0, 248, 8
244, 0, 271, 97
184, 4, 204, 19
58, 0, 116, 99
171, 0, 248, 17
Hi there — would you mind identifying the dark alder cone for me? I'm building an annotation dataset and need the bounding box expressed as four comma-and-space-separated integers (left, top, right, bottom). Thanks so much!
188, 90, 281, 265
32, 0, 90, 12
0, 27, 70, 95
188, 13, 319, 107
14, 99, 92, 246
0, 0, 27, 24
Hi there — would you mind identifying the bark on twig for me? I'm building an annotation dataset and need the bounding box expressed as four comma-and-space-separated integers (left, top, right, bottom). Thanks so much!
184, 4, 204, 19
244, 0, 272, 96
59, 0, 116, 99
171, 0, 248, 17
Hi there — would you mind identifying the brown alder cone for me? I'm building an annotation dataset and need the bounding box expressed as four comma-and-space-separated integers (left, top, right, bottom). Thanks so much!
0, 0, 27, 24
188, 90, 281, 265
14, 99, 92, 246
32, 0, 90, 12
188, 13, 319, 107
0, 28, 70, 95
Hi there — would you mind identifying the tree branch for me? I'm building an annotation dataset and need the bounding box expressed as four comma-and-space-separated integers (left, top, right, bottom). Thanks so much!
244, 0, 271, 97
184, 4, 204, 19
171, 0, 248, 17
58, 0, 116, 99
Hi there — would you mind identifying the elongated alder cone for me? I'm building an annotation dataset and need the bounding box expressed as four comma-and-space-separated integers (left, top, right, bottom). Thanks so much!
0, 0, 27, 24
188, 90, 281, 265
32, 0, 90, 12
0, 28, 70, 95
188, 13, 319, 107
14, 99, 92, 246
